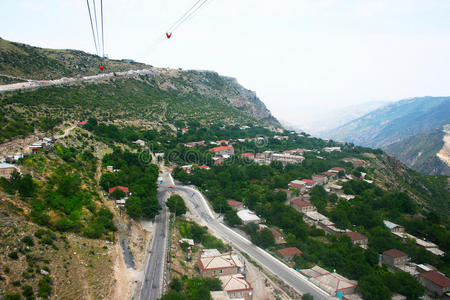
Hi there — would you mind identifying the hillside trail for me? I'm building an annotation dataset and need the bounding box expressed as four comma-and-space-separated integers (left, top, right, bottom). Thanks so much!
0, 68, 158, 93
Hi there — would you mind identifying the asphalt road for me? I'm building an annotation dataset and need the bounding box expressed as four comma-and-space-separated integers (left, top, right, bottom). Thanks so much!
172, 179, 333, 300
139, 173, 172, 300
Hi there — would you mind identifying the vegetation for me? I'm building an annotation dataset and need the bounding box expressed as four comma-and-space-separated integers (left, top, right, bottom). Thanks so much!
100, 148, 160, 219
166, 194, 187, 216
161, 276, 222, 300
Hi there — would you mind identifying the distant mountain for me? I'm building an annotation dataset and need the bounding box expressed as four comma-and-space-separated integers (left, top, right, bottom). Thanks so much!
325, 97, 450, 149
384, 126, 450, 176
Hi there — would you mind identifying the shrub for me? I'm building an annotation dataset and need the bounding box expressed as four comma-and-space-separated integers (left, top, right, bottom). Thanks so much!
8, 251, 19, 260
4, 293, 21, 300
38, 275, 52, 298
22, 236, 34, 247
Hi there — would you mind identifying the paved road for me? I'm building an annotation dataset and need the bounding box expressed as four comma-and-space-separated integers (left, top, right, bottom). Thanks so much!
171, 177, 333, 300
139, 173, 173, 300
0, 68, 159, 93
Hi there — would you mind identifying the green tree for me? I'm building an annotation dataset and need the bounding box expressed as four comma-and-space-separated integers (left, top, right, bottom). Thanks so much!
111, 188, 126, 200
125, 195, 143, 218
166, 194, 187, 216
302, 294, 314, 300
224, 210, 242, 227
358, 274, 391, 300
254, 228, 275, 248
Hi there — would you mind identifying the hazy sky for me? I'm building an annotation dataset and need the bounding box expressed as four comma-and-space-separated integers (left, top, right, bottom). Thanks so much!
1, 0, 450, 129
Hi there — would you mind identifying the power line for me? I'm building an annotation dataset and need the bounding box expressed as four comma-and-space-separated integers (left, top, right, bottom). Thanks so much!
101, 0, 104, 58
166, 0, 203, 33
86, 0, 98, 55
92, 0, 101, 57
171, 0, 209, 33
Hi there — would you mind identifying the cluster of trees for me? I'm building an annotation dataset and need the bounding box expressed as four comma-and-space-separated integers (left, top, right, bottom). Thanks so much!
244, 223, 275, 248
166, 194, 187, 216
0, 170, 36, 197
161, 276, 222, 300
178, 220, 226, 252
100, 148, 161, 219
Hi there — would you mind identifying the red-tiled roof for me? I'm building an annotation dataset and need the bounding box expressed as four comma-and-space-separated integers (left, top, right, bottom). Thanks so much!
312, 175, 325, 178
345, 231, 368, 241
241, 153, 255, 157
77, 121, 87, 125
269, 228, 283, 238
301, 179, 316, 184
198, 165, 210, 169
291, 198, 313, 208
383, 249, 408, 258
210, 146, 233, 152
227, 200, 243, 208
420, 271, 450, 288
331, 167, 345, 171
322, 172, 336, 176
108, 186, 129, 194
277, 247, 303, 257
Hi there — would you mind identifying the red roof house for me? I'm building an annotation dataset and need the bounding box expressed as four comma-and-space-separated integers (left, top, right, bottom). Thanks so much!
77, 121, 87, 127
109, 186, 130, 194
227, 200, 244, 210
277, 247, 303, 259
419, 271, 450, 296
345, 231, 368, 248
198, 165, 211, 170
240, 153, 255, 158
330, 167, 346, 172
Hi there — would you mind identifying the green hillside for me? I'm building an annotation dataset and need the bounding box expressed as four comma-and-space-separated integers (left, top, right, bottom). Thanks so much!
0, 37, 148, 80
326, 97, 450, 149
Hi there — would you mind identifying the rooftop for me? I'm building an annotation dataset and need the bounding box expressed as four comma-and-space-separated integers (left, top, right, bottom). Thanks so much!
291, 198, 313, 208
277, 247, 303, 257
227, 200, 243, 208
420, 271, 450, 288
345, 231, 368, 241
237, 209, 261, 222
210, 146, 234, 152
199, 254, 243, 270
383, 220, 402, 229
220, 274, 252, 292
0, 163, 15, 169
108, 186, 129, 194
383, 249, 408, 258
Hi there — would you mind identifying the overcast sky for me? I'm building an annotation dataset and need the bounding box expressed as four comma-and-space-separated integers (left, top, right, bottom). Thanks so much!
1, 0, 450, 129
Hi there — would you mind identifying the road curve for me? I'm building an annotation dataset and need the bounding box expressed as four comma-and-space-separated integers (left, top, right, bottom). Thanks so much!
172, 180, 333, 300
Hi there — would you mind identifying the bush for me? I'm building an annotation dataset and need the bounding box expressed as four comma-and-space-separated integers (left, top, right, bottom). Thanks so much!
4, 293, 21, 300
166, 194, 187, 216
22, 236, 34, 247
38, 275, 52, 298
22, 285, 34, 299
8, 251, 19, 260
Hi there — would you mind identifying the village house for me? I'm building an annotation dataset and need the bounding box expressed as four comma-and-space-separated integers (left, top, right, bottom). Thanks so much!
323, 147, 341, 152
283, 148, 305, 155
300, 179, 316, 189
273, 188, 293, 200
383, 220, 405, 233
198, 253, 244, 278
277, 247, 303, 260
210, 291, 231, 300
213, 157, 225, 165
345, 231, 368, 249
299, 265, 357, 296
418, 271, 450, 297
0, 163, 17, 179
77, 121, 87, 127
227, 200, 244, 211
184, 141, 206, 148
220, 274, 253, 300
288, 180, 307, 193
322, 171, 337, 180
108, 186, 130, 196
312, 174, 327, 185
240, 153, 255, 159
217, 140, 229, 145
133, 139, 146, 147
210, 146, 234, 156
237, 209, 261, 225
382, 249, 409, 268
198, 165, 211, 170
330, 184, 344, 193
271, 153, 304, 166
329, 167, 346, 174
290, 198, 316, 214
303, 211, 335, 232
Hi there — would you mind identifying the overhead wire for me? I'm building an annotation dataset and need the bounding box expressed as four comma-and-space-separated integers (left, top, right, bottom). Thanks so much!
100, 0, 104, 58
92, 0, 101, 57
86, 0, 99, 55
170, 0, 209, 33
166, 0, 203, 33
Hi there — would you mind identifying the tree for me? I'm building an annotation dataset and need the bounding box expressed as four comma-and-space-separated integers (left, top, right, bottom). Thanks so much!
253, 228, 275, 248
302, 294, 314, 300
160, 290, 186, 300
170, 277, 183, 292
224, 210, 242, 227
166, 194, 187, 216
111, 188, 125, 200
383, 272, 424, 300
17, 174, 36, 197
358, 274, 391, 300
125, 195, 143, 218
